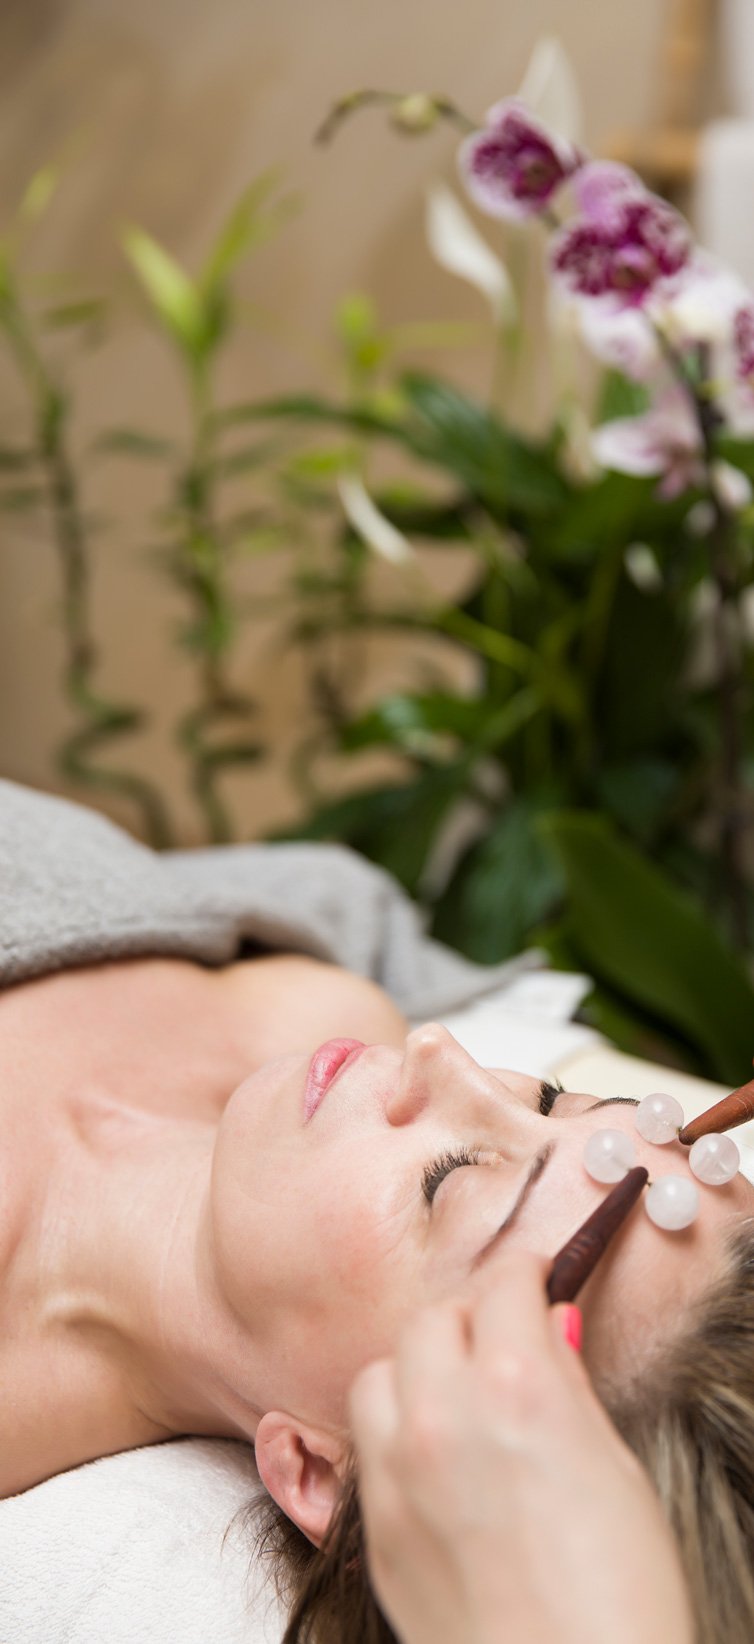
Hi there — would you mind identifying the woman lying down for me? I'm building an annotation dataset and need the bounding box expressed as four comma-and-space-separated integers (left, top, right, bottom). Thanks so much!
1, 948, 752, 1644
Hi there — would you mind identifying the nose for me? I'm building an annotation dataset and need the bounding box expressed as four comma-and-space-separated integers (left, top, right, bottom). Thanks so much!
385, 1021, 506, 1130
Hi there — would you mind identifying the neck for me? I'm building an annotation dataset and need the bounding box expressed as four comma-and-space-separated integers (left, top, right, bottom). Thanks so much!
40, 1090, 263, 1448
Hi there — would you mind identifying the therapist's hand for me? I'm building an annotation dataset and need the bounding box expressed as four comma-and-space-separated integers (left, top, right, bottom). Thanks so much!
348, 1252, 693, 1644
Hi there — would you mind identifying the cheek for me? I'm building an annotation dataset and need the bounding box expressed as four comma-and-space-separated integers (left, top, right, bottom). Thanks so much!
276, 1192, 424, 1418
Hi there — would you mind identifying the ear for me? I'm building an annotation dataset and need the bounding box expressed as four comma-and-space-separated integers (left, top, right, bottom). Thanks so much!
254, 1410, 347, 1547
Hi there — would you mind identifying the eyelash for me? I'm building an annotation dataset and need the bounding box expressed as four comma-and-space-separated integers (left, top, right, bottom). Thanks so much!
420, 1077, 566, 1206
538, 1077, 565, 1116
421, 1144, 483, 1207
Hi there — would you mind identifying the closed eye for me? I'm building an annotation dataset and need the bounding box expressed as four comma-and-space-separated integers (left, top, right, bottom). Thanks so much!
421, 1144, 483, 1207
538, 1077, 565, 1116
539, 1081, 640, 1118
422, 1079, 562, 1206
420, 1082, 638, 1208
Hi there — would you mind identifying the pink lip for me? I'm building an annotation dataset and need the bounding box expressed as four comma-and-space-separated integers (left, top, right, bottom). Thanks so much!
304, 1038, 366, 1122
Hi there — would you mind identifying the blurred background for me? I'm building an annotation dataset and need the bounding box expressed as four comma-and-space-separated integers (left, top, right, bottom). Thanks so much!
0, 0, 724, 835
3, 0, 754, 1079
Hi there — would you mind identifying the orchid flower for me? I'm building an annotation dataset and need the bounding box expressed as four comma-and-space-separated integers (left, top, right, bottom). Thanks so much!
734, 304, 754, 380
591, 387, 706, 499
552, 175, 691, 310
592, 386, 752, 508
457, 98, 583, 223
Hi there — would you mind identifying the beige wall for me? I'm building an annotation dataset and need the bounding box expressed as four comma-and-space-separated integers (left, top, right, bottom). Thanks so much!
0, 0, 680, 843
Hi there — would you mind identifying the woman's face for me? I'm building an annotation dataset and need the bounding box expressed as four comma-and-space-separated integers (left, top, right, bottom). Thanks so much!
209, 1022, 752, 1432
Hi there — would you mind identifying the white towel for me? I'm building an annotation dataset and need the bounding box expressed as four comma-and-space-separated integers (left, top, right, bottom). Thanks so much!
0, 1438, 286, 1644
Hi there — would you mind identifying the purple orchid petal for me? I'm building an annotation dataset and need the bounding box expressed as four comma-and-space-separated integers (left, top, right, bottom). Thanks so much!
551, 221, 614, 295
458, 97, 583, 222
552, 191, 691, 309
734, 304, 754, 379
574, 160, 645, 226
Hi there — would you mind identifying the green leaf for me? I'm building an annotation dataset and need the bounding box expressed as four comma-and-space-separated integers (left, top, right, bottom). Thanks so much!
595, 570, 687, 758
595, 367, 651, 425
0, 448, 36, 472
595, 759, 679, 846
399, 373, 566, 515
335, 292, 388, 375
541, 811, 754, 1084
0, 485, 46, 512
336, 293, 379, 346
19, 165, 59, 224
339, 692, 477, 755
210, 438, 284, 478
369, 489, 475, 541
430, 795, 565, 962
122, 226, 210, 360
200, 739, 266, 767
339, 688, 539, 757
543, 471, 655, 563
94, 428, 174, 459
264, 765, 471, 897
40, 298, 106, 331
714, 433, 754, 484
283, 446, 360, 479
212, 393, 399, 436
533, 916, 703, 1069
200, 170, 299, 293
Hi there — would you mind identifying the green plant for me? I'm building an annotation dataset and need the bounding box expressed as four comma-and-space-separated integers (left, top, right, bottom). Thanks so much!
4, 84, 754, 1084
216, 88, 754, 1083
0, 166, 173, 845
101, 171, 300, 842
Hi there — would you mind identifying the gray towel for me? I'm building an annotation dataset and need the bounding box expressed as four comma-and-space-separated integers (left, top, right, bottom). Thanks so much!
0, 779, 541, 1018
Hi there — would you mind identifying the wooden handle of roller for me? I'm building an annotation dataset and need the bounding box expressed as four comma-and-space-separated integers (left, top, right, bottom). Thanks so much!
678, 1075, 754, 1145
546, 1167, 649, 1306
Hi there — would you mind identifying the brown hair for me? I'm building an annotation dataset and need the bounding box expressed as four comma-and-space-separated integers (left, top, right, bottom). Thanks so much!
231, 1219, 754, 1643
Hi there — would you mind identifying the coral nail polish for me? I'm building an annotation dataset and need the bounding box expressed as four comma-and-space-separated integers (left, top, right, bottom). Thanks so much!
561, 1305, 582, 1352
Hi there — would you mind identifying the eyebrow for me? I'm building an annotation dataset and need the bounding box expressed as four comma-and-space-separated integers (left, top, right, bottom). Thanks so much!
468, 1094, 640, 1273
470, 1144, 554, 1272
586, 1096, 640, 1111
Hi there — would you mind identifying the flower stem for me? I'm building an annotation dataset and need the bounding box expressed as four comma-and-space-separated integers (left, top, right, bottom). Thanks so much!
699, 484, 749, 951
656, 330, 750, 949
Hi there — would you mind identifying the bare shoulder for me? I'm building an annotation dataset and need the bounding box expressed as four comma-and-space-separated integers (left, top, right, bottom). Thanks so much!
221, 952, 410, 1058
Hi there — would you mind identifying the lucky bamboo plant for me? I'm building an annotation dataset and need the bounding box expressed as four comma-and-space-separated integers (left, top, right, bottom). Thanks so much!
0, 167, 172, 846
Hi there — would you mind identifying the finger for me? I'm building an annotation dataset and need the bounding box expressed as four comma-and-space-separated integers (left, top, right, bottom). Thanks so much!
394, 1295, 470, 1419
348, 1356, 400, 1464
469, 1247, 552, 1362
550, 1302, 583, 1356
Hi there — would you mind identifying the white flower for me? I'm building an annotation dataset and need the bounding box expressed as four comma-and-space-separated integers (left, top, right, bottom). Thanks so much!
710, 459, 753, 511
576, 295, 660, 381
336, 473, 415, 564
591, 387, 703, 499
592, 387, 753, 511
516, 34, 584, 145
425, 182, 516, 325
657, 252, 753, 349
624, 543, 662, 591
